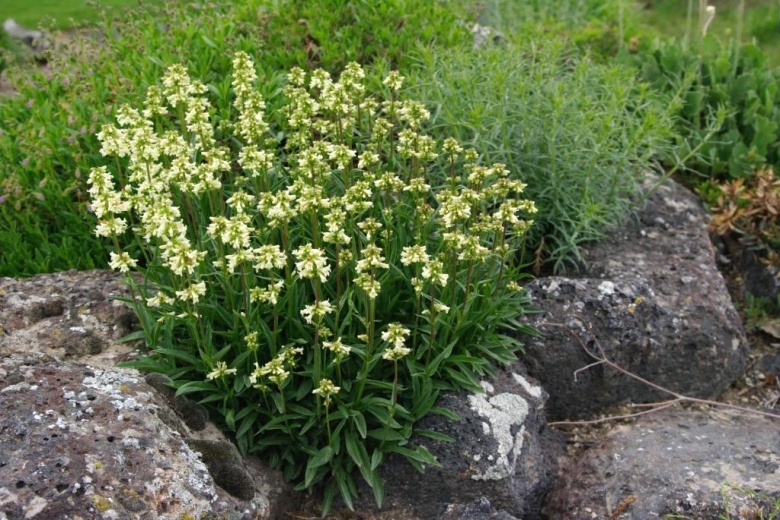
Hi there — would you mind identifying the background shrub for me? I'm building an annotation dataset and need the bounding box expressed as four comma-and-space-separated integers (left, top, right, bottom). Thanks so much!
628, 37, 780, 181
410, 38, 675, 272
475, 0, 649, 60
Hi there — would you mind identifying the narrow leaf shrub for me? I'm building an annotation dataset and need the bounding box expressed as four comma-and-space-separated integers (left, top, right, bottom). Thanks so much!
90, 54, 536, 509
410, 39, 675, 272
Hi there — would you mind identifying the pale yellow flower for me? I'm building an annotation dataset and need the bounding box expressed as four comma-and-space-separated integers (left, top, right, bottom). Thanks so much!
175, 281, 207, 304
206, 361, 237, 381
312, 378, 340, 405
108, 251, 137, 273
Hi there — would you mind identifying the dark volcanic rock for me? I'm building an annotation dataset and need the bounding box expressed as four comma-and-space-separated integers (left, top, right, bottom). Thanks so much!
0, 354, 271, 519
545, 407, 780, 519
0, 270, 139, 366
355, 369, 563, 518
145, 372, 210, 431
520, 178, 749, 420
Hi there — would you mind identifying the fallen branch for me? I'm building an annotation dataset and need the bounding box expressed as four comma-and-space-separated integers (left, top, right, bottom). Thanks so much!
544, 318, 780, 427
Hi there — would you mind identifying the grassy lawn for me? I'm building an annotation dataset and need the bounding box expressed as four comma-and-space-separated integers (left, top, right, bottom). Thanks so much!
0, 0, 164, 30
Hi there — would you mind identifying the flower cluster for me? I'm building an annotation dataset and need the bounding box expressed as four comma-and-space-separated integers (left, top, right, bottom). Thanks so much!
381, 323, 411, 361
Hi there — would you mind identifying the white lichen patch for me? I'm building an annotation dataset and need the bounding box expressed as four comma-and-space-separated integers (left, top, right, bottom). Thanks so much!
0, 382, 33, 393
0, 487, 19, 508
82, 367, 141, 393
4, 293, 48, 309
51, 417, 69, 430
468, 381, 530, 481
81, 367, 152, 416
512, 373, 542, 399
23, 495, 48, 518
598, 281, 616, 296
121, 436, 141, 449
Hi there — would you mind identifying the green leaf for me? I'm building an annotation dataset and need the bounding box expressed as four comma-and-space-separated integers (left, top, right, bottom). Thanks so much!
232, 348, 254, 368
304, 446, 334, 489
414, 429, 454, 443
353, 413, 367, 439
426, 339, 456, 375
367, 428, 406, 442
198, 393, 227, 405
155, 348, 203, 366
308, 446, 334, 469
213, 343, 233, 361
201, 34, 217, 48
116, 330, 148, 343
118, 358, 171, 372
367, 469, 385, 508
271, 392, 285, 415
236, 410, 259, 440
174, 380, 217, 397
387, 445, 439, 467
322, 480, 337, 514
286, 403, 316, 416
430, 406, 461, 421
345, 431, 367, 469
444, 366, 481, 393
294, 379, 313, 401
370, 449, 383, 471
334, 472, 355, 511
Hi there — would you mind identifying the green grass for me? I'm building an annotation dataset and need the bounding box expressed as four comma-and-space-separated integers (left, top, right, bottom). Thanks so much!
0, 0, 164, 30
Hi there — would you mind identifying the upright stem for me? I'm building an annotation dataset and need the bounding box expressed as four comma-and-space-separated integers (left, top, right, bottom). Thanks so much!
335, 245, 341, 331
324, 402, 332, 444
464, 259, 474, 303
355, 292, 376, 401
313, 278, 323, 385
733, 0, 745, 78
685, 0, 694, 50
425, 287, 437, 368
493, 228, 508, 297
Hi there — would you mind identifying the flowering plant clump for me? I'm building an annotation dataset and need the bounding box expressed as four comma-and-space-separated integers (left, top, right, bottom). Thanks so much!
89, 52, 537, 509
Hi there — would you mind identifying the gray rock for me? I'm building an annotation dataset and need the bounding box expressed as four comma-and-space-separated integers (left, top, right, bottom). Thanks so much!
0, 271, 295, 518
3, 19, 45, 48
471, 23, 505, 48
0, 269, 139, 367
520, 178, 748, 420
145, 372, 209, 431
544, 407, 780, 519
723, 235, 780, 302
439, 497, 519, 520
0, 353, 272, 519
355, 369, 563, 518
186, 439, 256, 502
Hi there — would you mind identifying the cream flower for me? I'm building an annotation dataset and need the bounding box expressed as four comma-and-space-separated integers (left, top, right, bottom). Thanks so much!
175, 281, 207, 304
108, 251, 137, 273
293, 244, 331, 283
206, 361, 237, 381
